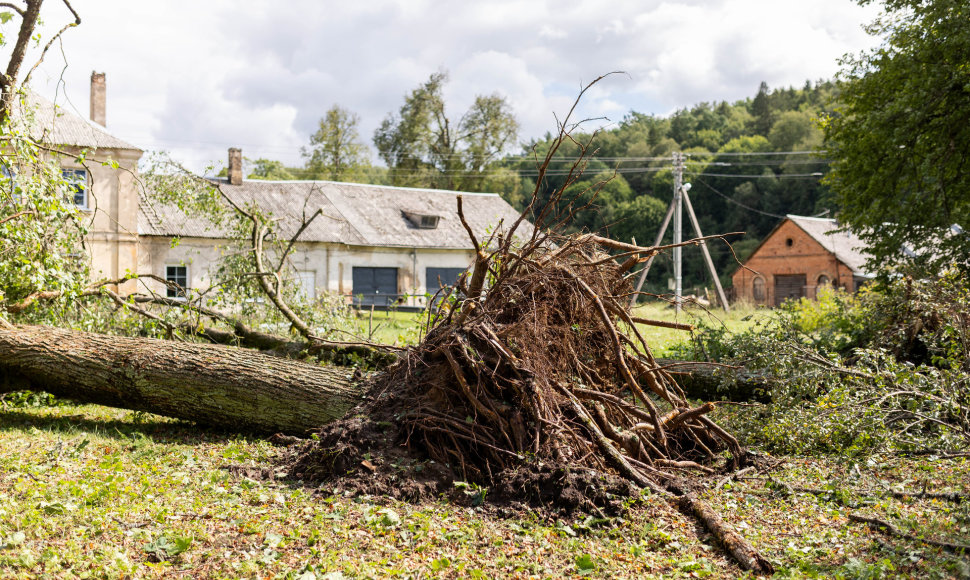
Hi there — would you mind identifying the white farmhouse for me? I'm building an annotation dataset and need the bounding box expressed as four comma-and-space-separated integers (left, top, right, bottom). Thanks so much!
28, 74, 526, 307
139, 148, 525, 307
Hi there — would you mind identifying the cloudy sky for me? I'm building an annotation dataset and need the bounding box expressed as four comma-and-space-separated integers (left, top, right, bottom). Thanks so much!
18, 0, 881, 173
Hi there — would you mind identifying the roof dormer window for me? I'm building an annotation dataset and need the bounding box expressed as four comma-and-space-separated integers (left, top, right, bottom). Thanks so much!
402, 210, 440, 229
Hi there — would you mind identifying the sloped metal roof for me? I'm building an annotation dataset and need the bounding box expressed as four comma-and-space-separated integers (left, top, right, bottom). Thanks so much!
15, 92, 141, 151
139, 179, 529, 250
787, 215, 872, 277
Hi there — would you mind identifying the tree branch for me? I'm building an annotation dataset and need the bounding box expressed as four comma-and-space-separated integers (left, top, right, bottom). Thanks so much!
21, 0, 81, 89
0, 0, 42, 120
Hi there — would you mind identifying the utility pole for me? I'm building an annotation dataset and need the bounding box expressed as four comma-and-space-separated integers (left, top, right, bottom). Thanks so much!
672, 152, 684, 313
629, 152, 731, 313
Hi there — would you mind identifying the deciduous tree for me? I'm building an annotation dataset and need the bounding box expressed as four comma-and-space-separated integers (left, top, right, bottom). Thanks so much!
374, 71, 518, 191
0, 0, 91, 322
302, 105, 369, 182
822, 0, 970, 272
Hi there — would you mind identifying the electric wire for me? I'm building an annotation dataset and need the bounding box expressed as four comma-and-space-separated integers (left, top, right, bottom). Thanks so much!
691, 176, 790, 220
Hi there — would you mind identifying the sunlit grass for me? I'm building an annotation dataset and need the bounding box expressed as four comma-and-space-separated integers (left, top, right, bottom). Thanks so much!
631, 300, 770, 356
1, 402, 966, 578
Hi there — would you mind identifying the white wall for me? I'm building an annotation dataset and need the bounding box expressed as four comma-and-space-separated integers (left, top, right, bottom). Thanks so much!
61, 147, 142, 294
138, 236, 476, 307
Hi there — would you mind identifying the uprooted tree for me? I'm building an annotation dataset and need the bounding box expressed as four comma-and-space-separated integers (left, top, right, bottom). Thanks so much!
0, 4, 773, 571
2, 72, 773, 574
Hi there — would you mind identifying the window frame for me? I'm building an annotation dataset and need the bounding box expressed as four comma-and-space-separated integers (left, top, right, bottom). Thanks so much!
62, 168, 90, 210
418, 215, 440, 229
165, 264, 189, 299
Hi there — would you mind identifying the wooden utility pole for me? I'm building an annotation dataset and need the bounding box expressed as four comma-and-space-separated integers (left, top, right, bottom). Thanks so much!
630, 153, 730, 313
673, 152, 684, 312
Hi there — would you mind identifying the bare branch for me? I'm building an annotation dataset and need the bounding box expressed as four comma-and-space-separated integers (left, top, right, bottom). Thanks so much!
0, 3, 25, 16
21, 0, 81, 88
0, 0, 42, 120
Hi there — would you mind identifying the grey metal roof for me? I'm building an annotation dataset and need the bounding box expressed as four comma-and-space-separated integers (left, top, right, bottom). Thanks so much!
17, 92, 141, 151
139, 179, 529, 250
787, 215, 872, 277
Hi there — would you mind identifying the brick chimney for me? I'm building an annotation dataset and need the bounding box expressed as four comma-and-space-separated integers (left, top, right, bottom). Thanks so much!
90, 72, 106, 126
228, 147, 243, 185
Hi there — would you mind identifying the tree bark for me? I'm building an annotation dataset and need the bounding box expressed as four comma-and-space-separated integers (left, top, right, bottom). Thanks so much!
0, 325, 366, 434
657, 359, 772, 402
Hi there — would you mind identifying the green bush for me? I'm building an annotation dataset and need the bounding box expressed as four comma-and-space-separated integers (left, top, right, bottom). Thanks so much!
679, 273, 970, 455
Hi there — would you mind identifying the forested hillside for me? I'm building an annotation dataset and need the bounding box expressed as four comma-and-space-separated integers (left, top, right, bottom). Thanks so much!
502, 80, 839, 293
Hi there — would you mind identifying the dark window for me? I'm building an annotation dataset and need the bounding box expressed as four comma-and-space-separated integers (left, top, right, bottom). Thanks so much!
1, 164, 18, 199
402, 210, 440, 229
352, 267, 398, 306
817, 274, 831, 288
785, 237, 794, 247
63, 168, 88, 208
166, 265, 188, 298
774, 274, 806, 306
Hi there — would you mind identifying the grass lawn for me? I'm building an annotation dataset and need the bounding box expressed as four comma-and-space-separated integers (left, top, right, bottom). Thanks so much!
1, 402, 967, 578
327, 300, 770, 356
631, 301, 768, 357
329, 309, 427, 348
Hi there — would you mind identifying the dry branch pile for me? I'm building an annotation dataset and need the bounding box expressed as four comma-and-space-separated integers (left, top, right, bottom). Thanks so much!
295, 78, 750, 503
378, 224, 744, 494
288, 209, 772, 574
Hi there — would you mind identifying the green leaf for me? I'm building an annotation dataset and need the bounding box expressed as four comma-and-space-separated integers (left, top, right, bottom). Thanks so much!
430, 557, 451, 571
144, 533, 192, 560
575, 553, 596, 573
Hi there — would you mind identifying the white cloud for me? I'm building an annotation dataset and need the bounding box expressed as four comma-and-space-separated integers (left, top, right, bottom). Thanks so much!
15, 0, 880, 172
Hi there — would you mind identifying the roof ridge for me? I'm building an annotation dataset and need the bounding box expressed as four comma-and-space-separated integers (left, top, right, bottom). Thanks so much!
228, 178, 500, 197
786, 214, 836, 223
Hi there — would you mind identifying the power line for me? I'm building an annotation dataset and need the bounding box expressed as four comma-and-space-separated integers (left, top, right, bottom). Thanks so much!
691, 177, 789, 219
685, 158, 829, 168
686, 150, 824, 157
137, 139, 825, 163
686, 171, 825, 179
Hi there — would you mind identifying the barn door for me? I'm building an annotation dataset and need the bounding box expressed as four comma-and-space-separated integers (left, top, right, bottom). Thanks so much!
426, 267, 467, 306
774, 274, 806, 306
352, 267, 398, 306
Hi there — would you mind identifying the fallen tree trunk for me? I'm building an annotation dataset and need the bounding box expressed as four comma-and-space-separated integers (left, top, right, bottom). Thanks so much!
0, 324, 365, 434
0, 325, 771, 437
657, 359, 772, 402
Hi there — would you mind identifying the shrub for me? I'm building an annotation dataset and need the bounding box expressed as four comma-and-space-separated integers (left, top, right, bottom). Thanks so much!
680, 273, 970, 455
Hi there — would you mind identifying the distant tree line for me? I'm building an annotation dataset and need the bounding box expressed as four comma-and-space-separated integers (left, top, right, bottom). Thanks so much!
500, 80, 839, 293
246, 76, 838, 292
249, 0, 970, 290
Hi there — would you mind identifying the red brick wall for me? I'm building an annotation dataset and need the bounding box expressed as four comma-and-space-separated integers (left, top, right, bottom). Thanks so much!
731, 220, 855, 306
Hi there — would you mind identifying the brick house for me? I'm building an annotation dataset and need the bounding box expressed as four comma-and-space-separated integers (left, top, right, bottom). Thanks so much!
731, 215, 872, 306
